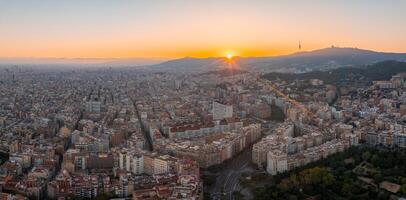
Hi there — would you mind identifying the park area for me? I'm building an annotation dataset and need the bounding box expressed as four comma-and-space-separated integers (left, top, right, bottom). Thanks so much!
240, 146, 406, 200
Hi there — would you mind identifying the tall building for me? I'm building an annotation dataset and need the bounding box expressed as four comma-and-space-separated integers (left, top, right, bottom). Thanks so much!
86, 100, 101, 113
119, 150, 144, 175
212, 101, 233, 120
266, 150, 288, 175
132, 155, 144, 175
119, 150, 129, 171
153, 157, 169, 175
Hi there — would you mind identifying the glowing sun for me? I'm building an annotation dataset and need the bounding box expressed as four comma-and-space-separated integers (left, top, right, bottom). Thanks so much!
226, 54, 233, 59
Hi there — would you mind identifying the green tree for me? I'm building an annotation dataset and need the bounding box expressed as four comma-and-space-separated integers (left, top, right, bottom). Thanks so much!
370, 154, 380, 166
202, 174, 216, 186
322, 173, 335, 186
204, 192, 212, 200
373, 172, 383, 183
277, 179, 291, 192
400, 184, 406, 195
362, 151, 371, 161
341, 183, 353, 197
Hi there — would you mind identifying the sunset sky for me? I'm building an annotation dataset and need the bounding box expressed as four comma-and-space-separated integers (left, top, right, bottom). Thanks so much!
1, 0, 406, 59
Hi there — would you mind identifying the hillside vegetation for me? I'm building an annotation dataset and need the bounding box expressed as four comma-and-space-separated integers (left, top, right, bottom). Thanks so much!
262, 61, 406, 84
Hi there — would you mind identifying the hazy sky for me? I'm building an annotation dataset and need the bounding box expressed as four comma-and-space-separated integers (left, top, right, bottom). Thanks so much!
1, 0, 406, 58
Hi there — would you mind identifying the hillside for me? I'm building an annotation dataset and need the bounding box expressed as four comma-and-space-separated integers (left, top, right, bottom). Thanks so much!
147, 47, 406, 72
261, 60, 406, 84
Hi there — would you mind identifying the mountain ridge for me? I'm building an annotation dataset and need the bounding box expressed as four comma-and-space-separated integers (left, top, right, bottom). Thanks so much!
1, 47, 406, 71
148, 47, 406, 72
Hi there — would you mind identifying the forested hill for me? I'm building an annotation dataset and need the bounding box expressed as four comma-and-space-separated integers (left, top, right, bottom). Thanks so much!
261, 61, 406, 84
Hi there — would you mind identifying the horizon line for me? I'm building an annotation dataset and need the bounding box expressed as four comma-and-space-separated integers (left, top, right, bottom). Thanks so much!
1, 46, 406, 61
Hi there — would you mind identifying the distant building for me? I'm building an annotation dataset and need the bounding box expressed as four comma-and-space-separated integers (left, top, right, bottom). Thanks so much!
167, 118, 243, 139
119, 150, 144, 175
212, 101, 233, 120
86, 100, 101, 113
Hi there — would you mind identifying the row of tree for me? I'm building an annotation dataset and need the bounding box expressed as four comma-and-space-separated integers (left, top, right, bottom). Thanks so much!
253, 146, 406, 200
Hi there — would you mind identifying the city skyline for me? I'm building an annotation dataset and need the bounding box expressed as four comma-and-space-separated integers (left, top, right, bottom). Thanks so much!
1, 0, 406, 59
1, 1, 406, 199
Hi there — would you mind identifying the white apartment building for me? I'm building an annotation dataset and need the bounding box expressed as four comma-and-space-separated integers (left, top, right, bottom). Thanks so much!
132, 155, 144, 174
119, 151, 144, 175
153, 157, 169, 175
213, 101, 233, 120
267, 150, 288, 175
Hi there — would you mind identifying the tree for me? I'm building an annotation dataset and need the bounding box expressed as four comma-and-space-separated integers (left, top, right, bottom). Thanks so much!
233, 191, 245, 200
288, 195, 298, 200
277, 179, 291, 192
377, 191, 389, 200
202, 174, 216, 186
373, 172, 383, 183
400, 184, 406, 195
370, 154, 380, 166
204, 192, 212, 200
341, 183, 353, 197
362, 151, 371, 161
321, 173, 335, 186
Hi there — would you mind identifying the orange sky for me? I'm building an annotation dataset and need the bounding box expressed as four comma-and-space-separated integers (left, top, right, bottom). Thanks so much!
1, 0, 406, 59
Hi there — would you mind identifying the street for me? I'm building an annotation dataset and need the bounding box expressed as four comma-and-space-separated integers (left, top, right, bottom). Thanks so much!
208, 147, 253, 200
